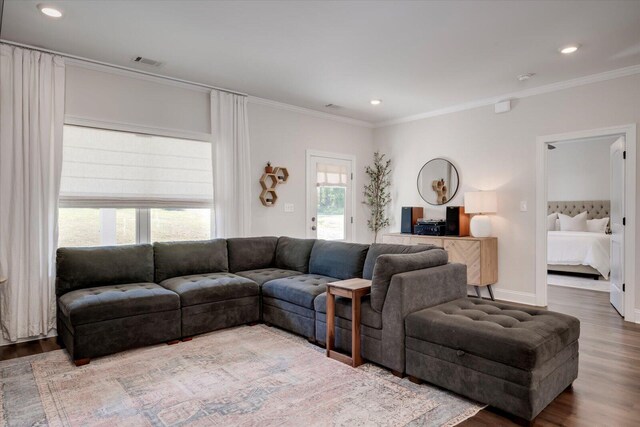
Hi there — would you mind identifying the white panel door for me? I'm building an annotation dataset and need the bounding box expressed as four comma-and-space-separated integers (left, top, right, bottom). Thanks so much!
610, 136, 625, 316
307, 154, 353, 241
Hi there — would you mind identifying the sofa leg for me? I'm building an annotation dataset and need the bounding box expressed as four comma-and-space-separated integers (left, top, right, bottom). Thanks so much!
307, 337, 316, 344
247, 321, 259, 326
181, 337, 193, 342
74, 358, 90, 367
408, 375, 423, 385
391, 370, 405, 378
166, 340, 180, 345
264, 322, 272, 327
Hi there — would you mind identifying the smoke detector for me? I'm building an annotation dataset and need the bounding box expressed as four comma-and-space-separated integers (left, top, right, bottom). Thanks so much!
132, 56, 162, 67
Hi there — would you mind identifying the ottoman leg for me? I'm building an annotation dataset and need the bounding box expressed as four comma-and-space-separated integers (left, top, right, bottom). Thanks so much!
74, 358, 90, 367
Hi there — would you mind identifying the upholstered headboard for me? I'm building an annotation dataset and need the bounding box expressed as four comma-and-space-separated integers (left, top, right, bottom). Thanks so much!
548, 200, 610, 220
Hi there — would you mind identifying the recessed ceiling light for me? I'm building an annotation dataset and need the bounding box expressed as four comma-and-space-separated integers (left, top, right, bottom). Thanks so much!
517, 73, 535, 81
560, 45, 580, 54
38, 4, 63, 18
370, 99, 382, 106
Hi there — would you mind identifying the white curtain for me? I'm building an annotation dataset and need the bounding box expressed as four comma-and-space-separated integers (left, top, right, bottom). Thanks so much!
0, 45, 65, 341
211, 90, 251, 237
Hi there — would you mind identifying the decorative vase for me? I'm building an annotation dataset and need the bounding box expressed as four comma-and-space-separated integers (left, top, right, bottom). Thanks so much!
265, 165, 273, 173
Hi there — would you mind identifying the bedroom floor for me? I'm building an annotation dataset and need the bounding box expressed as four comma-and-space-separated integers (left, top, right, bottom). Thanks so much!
548, 273, 610, 292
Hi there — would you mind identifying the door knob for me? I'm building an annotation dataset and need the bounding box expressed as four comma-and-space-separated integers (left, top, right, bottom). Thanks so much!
311, 217, 316, 222
311, 226, 317, 231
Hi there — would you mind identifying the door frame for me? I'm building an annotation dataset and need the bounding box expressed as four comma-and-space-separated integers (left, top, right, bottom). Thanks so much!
535, 124, 636, 322
305, 150, 357, 242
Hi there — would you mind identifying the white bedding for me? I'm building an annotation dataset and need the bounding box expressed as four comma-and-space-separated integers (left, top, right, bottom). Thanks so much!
547, 231, 610, 279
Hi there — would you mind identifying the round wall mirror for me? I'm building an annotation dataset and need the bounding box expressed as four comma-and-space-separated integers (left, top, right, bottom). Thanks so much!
417, 158, 459, 205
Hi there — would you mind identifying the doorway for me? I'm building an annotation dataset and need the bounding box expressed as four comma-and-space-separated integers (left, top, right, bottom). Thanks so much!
536, 125, 636, 321
306, 150, 355, 241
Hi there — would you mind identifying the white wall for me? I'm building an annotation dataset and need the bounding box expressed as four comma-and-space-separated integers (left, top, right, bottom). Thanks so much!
248, 101, 375, 243
548, 137, 615, 201
374, 73, 640, 308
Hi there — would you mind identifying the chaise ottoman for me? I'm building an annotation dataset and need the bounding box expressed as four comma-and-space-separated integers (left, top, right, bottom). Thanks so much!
405, 298, 580, 421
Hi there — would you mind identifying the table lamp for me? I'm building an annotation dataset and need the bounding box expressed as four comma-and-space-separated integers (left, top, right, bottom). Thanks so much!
464, 191, 497, 237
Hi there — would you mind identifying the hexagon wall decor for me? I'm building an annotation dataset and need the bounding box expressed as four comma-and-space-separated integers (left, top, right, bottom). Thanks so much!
259, 166, 288, 206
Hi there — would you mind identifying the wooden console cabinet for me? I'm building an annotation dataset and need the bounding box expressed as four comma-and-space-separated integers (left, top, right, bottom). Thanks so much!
382, 233, 498, 299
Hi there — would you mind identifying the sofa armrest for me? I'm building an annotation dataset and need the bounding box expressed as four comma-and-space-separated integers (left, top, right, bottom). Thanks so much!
379, 263, 467, 372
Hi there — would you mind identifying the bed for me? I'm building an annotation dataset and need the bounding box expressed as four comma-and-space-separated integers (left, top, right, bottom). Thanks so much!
547, 200, 610, 279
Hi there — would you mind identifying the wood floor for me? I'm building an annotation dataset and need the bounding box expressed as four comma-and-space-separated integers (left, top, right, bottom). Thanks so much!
461, 285, 640, 426
1, 286, 639, 425
0, 336, 60, 361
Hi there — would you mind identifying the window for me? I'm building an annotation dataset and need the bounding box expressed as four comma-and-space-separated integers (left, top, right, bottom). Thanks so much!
58, 125, 214, 247
58, 208, 136, 247
150, 208, 212, 242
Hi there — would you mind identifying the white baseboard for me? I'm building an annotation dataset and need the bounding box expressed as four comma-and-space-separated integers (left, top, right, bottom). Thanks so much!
0, 330, 57, 347
472, 287, 539, 306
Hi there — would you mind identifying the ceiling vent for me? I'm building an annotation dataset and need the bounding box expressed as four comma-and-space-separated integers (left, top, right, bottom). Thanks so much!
132, 56, 162, 67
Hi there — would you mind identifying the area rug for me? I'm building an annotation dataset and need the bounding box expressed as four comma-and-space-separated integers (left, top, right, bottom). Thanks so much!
0, 325, 483, 426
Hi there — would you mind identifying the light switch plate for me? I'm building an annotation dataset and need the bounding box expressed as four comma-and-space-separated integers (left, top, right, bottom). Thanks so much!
520, 201, 528, 212
284, 203, 294, 213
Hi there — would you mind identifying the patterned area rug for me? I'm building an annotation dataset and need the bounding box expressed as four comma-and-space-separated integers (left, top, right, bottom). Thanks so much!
0, 325, 483, 426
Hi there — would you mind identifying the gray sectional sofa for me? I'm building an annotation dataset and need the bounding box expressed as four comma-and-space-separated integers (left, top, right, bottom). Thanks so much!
55, 235, 579, 422
56, 237, 458, 370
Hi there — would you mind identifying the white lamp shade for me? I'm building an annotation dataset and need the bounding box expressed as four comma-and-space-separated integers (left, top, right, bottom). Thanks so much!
464, 191, 497, 214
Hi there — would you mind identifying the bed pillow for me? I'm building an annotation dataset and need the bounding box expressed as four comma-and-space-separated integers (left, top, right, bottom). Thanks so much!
587, 217, 609, 234
558, 212, 588, 232
547, 213, 558, 231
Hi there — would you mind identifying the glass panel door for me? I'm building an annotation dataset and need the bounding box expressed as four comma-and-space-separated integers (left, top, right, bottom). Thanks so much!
307, 154, 353, 241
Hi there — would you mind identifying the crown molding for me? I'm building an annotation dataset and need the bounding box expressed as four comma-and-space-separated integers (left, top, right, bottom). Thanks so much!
375, 63, 640, 128
248, 96, 374, 128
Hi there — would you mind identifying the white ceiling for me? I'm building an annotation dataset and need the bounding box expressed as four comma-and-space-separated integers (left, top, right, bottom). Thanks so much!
2, 0, 640, 124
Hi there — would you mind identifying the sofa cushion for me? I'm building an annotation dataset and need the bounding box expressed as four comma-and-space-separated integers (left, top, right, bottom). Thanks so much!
153, 239, 228, 283
262, 274, 338, 309
308, 241, 369, 280
227, 237, 278, 273
314, 293, 382, 329
58, 283, 180, 326
235, 268, 302, 286
56, 244, 154, 296
275, 237, 316, 273
362, 243, 436, 280
370, 249, 448, 312
160, 273, 259, 307
405, 298, 581, 371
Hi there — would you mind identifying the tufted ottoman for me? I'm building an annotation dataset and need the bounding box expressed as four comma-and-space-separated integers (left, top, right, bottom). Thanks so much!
405, 298, 580, 421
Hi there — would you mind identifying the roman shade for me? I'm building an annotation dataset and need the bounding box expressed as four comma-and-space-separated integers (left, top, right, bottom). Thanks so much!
59, 125, 213, 208
316, 163, 348, 186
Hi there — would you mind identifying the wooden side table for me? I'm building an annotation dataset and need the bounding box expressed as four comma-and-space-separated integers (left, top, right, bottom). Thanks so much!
326, 278, 371, 367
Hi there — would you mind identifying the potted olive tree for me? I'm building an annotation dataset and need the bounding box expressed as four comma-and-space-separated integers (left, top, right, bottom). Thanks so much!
363, 151, 391, 243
